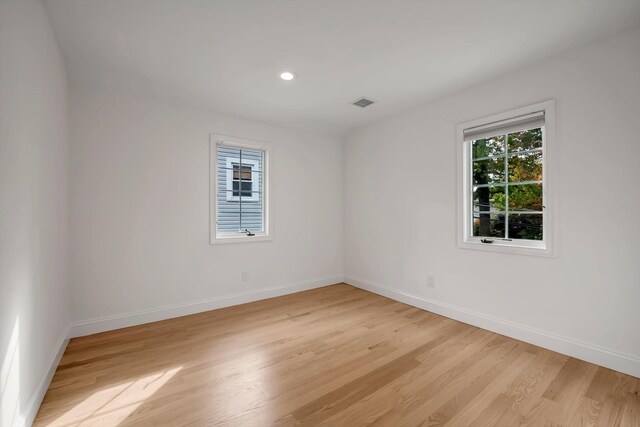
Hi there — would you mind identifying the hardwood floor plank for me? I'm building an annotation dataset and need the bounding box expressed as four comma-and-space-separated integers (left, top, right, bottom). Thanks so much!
620, 390, 640, 427
318, 327, 489, 426
542, 358, 599, 425
443, 350, 538, 426
568, 397, 604, 427
425, 348, 535, 426
470, 350, 568, 427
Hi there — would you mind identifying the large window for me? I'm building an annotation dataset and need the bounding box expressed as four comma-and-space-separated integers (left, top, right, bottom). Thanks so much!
210, 135, 271, 244
457, 100, 555, 255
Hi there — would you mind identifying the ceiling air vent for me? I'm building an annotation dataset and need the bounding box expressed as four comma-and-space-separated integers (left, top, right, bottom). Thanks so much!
352, 97, 375, 108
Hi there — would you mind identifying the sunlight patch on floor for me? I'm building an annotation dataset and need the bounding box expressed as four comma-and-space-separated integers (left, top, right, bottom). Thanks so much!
46, 366, 181, 427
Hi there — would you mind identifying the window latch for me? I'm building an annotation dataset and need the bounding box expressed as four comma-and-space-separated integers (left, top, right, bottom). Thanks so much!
480, 238, 494, 244
244, 229, 255, 237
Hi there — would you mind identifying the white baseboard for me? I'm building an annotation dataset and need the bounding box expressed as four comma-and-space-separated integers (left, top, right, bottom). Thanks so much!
69, 276, 342, 338
22, 328, 69, 427
345, 276, 640, 379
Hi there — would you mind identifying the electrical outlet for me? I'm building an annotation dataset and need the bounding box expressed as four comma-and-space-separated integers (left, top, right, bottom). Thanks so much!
242, 271, 249, 282
426, 275, 435, 288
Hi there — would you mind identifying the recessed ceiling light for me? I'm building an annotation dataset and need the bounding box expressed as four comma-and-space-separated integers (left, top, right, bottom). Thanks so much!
279, 71, 295, 81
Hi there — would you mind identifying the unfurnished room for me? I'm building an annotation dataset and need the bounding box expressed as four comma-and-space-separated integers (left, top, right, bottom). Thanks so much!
1, 0, 640, 426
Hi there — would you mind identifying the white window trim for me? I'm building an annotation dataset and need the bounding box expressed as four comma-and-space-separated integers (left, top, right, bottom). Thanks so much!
225, 157, 260, 202
210, 134, 273, 245
456, 100, 556, 257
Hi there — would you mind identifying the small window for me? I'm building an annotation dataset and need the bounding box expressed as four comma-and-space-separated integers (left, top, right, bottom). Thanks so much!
210, 135, 271, 244
457, 100, 555, 256
226, 157, 260, 202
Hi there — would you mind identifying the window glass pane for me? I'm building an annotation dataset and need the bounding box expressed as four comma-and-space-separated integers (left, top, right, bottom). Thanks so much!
473, 157, 505, 185
232, 181, 252, 197
216, 191, 264, 233
217, 145, 241, 163
251, 170, 263, 193
233, 165, 252, 181
508, 150, 542, 182
239, 148, 263, 172
473, 213, 505, 238
215, 144, 266, 236
240, 192, 263, 232
507, 128, 542, 152
466, 122, 545, 243
508, 214, 543, 240
472, 135, 504, 159
508, 183, 543, 211
216, 192, 241, 233
473, 185, 505, 212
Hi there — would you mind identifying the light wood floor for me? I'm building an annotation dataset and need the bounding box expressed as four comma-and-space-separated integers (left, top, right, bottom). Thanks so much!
34, 284, 640, 426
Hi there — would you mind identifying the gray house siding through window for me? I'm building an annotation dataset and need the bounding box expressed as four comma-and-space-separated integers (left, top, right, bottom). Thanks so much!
216, 145, 264, 233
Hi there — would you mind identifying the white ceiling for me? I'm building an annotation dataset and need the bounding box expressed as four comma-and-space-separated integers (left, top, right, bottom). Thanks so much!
44, 0, 640, 138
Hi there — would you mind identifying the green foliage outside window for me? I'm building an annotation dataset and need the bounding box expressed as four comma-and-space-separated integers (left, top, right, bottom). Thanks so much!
472, 128, 543, 240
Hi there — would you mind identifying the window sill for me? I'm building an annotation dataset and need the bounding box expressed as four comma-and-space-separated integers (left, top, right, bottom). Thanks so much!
211, 233, 272, 245
457, 239, 554, 257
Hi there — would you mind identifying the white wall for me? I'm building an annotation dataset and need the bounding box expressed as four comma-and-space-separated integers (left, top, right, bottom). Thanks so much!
0, 1, 70, 426
68, 87, 343, 332
344, 28, 640, 376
